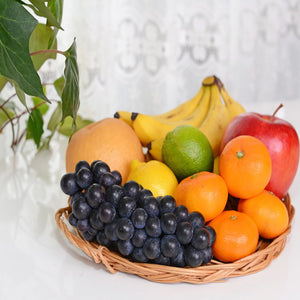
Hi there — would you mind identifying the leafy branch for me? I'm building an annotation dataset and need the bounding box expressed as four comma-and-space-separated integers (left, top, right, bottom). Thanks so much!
0, 0, 92, 151
0, 95, 46, 147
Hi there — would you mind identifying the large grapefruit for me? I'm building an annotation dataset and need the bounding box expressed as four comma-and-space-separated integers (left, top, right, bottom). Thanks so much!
65, 118, 145, 183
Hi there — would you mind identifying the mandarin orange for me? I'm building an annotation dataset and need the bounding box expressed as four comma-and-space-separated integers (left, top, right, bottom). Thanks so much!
238, 190, 289, 239
173, 171, 228, 222
209, 210, 259, 262
219, 135, 272, 199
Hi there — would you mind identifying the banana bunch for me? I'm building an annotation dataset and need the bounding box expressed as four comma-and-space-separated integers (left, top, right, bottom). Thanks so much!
114, 75, 246, 158
114, 86, 205, 130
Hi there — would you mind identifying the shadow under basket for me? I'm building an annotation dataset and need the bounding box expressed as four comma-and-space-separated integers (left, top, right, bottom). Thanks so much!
55, 194, 295, 284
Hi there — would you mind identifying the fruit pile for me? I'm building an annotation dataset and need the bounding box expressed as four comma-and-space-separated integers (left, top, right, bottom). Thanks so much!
60, 74, 299, 269
60, 160, 216, 267
116, 75, 245, 157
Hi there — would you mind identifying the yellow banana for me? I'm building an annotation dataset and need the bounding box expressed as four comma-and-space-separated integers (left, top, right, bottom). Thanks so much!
114, 111, 134, 127
215, 76, 246, 119
114, 86, 203, 126
181, 86, 211, 125
132, 86, 211, 146
220, 86, 246, 119
198, 83, 231, 157
147, 137, 164, 161
131, 114, 171, 146
213, 156, 220, 174
147, 137, 165, 161
154, 86, 204, 122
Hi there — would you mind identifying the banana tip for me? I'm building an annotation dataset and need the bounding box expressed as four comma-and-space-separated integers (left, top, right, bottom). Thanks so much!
131, 112, 138, 121
114, 112, 120, 119
202, 75, 223, 91
147, 142, 152, 150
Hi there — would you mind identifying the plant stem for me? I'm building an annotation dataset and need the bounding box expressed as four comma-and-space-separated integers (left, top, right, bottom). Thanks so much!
30, 49, 66, 57
2, 101, 47, 149
12, 127, 27, 149
0, 94, 18, 148
0, 101, 46, 132
0, 93, 17, 109
0, 105, 16, 149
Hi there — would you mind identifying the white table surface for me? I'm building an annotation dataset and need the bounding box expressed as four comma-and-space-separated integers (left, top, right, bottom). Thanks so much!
1, 100, 300, 300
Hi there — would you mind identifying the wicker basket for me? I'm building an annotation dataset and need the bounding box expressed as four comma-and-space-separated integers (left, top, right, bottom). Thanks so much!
55, 194, 294, 284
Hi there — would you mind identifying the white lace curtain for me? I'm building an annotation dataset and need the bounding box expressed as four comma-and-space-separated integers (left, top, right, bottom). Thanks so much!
43, 0, 300, 121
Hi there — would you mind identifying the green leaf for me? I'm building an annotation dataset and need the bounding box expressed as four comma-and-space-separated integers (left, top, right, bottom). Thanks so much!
30, 85, 48, 115
47, 101, 62, 131
32, 96, 49, 115
47, 0, 64, 23
26, 108, 44, 148
0, 75, 7, 91
58, 115, 93, 137
47, 0, 64, 48
53, 76, 65, 97
14, 82, 27, 109
0, 0, 49, 102
28, 0, 62, 29
61, 39, 79, 121
29, 23, 57, 70
0, 104, 15, 130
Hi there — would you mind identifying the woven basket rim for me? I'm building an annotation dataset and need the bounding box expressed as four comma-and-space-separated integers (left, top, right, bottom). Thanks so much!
55, 194, 295, 284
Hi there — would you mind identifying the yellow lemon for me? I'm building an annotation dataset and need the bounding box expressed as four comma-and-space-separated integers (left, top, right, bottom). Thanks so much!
127, 159, 178, 197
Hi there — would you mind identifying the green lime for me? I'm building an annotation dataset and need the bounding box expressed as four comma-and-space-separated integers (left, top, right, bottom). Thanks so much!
162, 125, 214, 180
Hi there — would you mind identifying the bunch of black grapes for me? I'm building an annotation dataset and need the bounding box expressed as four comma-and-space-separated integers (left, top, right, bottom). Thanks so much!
60, 160, 216, 267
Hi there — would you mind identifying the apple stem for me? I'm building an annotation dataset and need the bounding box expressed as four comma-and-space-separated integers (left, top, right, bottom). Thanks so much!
271, 103, 284, 121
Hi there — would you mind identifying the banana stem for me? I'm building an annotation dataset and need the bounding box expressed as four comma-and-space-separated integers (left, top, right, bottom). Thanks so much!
202, 75, 224, 91
214, 76, 223, 92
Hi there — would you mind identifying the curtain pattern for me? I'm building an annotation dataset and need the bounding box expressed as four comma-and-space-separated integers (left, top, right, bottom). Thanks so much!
41, 0, 300, 120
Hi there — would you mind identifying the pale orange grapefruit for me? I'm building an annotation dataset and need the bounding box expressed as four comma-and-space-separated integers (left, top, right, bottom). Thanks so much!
65, 118, 145, 183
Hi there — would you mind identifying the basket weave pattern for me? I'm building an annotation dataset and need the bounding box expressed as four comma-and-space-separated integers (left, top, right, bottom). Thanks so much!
55, 194, 294, 284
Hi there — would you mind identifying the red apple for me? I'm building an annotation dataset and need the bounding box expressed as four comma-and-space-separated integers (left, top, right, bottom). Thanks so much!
220, 104, 299, 199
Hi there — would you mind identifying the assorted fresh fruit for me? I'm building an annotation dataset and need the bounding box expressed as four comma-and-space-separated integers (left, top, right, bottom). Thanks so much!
60, 75, 299, 267
117, 75, 245, 157
60, 160, 216, 267
220, 105, 300, 199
